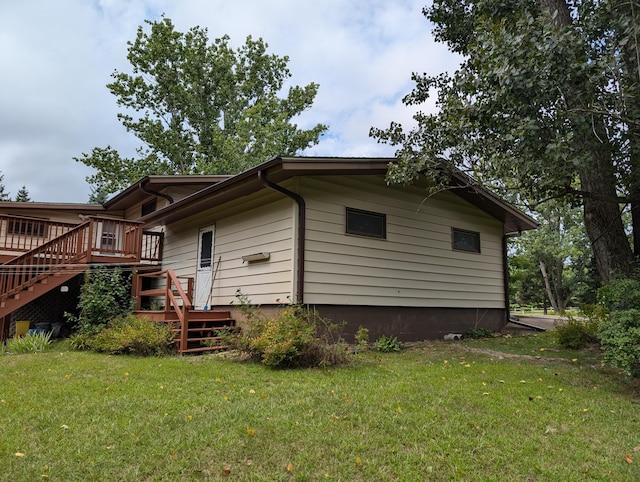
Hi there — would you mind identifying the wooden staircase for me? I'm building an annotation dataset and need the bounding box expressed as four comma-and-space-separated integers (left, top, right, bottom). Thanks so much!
133, 270, 237, 354
0, 217, 150, 320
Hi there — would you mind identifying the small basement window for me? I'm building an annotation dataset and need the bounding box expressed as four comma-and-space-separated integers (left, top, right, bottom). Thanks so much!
452, 228, 481, 253
346, 207, 386, 239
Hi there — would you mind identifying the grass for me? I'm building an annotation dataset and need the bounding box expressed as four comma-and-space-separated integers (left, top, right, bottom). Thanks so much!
0, 335, 639, 481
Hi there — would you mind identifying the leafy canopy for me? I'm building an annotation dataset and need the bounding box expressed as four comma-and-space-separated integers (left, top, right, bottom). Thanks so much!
76, 17, 327, 196
371, 0, 640, 282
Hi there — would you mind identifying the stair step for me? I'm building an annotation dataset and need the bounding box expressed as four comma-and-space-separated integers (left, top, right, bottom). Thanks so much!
180, 345, 229, 354
184, 336, 225, 342
171, 326, 235, 333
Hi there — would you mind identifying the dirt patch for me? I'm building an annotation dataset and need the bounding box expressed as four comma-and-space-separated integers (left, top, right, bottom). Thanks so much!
455, 345, 574, 362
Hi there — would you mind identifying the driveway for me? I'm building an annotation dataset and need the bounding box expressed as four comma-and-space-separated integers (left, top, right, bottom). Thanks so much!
506, 314, 567, 332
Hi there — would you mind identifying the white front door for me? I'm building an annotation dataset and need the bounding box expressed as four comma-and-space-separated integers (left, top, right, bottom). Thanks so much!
195, 225, 215, 308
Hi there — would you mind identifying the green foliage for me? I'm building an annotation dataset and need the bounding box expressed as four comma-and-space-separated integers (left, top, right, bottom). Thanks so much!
230, 293, 348, 368
599, 309, 640, 378
598, 278, 640, 311
371, 0, 640, 281
595, 278, 640, 377
75, 16, 327, 195
354, 326, 370, 352
14, 185, 31, 202
4, 331, 52, 354
554, 318, 599, 350
87, 315, 176, 356
464, 327, 494, 339
65, 267, 134, 336
375, 334, 403, 353
0, 172, 9, 201
68, 332, 93, 351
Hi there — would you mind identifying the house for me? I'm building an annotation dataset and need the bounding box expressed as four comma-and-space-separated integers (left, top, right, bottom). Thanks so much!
0, 156, 536, 349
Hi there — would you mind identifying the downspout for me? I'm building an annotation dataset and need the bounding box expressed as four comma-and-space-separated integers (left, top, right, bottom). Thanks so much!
258, 170, 305, 304
138, 180, 174, 204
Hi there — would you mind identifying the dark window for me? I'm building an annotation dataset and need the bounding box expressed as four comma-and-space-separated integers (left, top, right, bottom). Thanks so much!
8, 219, 46, 237
141, 199, 157, 217
199, 230, 213, 268
452, 228, 481, 253
346, 208, 386, 239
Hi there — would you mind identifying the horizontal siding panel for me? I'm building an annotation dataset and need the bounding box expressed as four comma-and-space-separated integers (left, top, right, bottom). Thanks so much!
305, 259, 503, 284
305, 272, 502, 293
305, 293, 502, 308
299, 174, 505, 309
305, 239, 503, 272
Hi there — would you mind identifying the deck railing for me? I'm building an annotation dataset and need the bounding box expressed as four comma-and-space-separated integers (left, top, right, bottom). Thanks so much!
133, 269, 194, 352
0, 215, 77, 252
0, 217, 151, 300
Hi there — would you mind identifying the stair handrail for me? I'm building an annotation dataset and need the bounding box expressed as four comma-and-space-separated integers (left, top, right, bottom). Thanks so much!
0, 217, 145, 300
132, 269, 193, 352
165, 270, 192, 352
0, 221, 91, 300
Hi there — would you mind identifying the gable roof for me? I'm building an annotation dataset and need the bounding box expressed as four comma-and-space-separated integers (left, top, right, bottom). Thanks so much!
103, 175, 231, 211
141, 156, 537, 233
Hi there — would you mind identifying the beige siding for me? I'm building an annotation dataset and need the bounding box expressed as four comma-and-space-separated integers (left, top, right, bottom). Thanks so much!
160, 191, 295, 306
300, 175, 506, 308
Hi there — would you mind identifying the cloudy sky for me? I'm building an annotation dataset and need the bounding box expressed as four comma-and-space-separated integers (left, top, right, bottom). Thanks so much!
0, 0, 459, 203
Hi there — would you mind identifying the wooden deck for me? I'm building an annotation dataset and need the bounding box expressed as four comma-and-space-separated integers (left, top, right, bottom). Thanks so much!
0, 216, 163, 339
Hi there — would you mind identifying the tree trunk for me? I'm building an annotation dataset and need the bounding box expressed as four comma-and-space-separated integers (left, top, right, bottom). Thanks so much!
540, 0, 637, 282
579, 149, 636, 282
539, 260, 560, 312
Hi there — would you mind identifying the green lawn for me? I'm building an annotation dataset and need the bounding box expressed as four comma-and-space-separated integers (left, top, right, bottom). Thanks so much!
1, 333, 639, 481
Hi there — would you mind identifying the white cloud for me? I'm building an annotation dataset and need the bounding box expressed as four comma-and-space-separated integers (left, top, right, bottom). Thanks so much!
0, 0, 460, 202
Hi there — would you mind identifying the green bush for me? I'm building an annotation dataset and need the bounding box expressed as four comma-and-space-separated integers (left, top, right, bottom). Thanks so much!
375, 334, 403, 353
4, 331, 52, 354
230, 293, 348, 368
597, 278, 640, 311
464, 328, 495, 339
65, 267, 134, 336
87, 315, 176, 356
598, 309, 640, 377
554, 318, 599, 350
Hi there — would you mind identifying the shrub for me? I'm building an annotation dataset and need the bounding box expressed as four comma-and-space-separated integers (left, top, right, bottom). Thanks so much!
464, 328, 495, 339
230, 293, 349, 368
554, 318, 599, 350
598, 309, 640, 377
88, 315, 176, 356
4, 331, 52, 354
375, 334, 403, 353
597, 278, 640, 311
65, 267, 134, 336
354, 326, 370, 353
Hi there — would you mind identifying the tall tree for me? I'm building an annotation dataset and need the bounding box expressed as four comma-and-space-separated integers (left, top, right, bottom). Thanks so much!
14, 185, 31, 202
76, 17, 327, 195
0, 173, 9, 201
512, 201, 596, 312
371, 0, 640, 283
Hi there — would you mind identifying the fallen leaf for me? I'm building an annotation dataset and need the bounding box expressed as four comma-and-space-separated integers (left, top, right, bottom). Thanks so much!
246, 429, 255, 436
14, 452, 25, 457
634, 446, 640, 452
221, 465, 231, 476
287, 463, 294, 473
356, 457, 363, 468
625, 454, 633, 464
